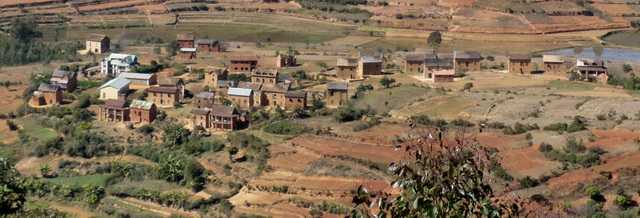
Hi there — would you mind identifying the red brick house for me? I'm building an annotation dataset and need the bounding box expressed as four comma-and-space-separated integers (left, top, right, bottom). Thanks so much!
129, 100, 157, 124
284, 91, 307, 110
98, 99, 128, 122
177, 33, 195, 49
229, 55, 259, 72
191, 105, 246, 131
50, 69, 77, 92
147, 86, 180, 108
196, 39, 222, 53
30, 84, 63, 107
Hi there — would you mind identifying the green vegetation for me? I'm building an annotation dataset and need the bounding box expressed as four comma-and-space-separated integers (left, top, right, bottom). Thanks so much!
608, 74, 640, 91
333, 104, 374, 122
543, 116, 588, 133
602, 30, 640, 48
47, 174, 114, 188
353, 85, 430, 113
539, 138, 604, 168
0, 158, 26, 214
503, 122, 539, 135
549, 80, 595, 91
263, 120, 308, 135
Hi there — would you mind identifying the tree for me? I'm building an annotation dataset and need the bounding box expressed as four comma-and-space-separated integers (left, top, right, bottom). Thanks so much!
623, 63, 633, 73
379, 76, 396, 88
163, 124, 191, 147
350, 128, 518, 217
8, 18, 42, 43
427, 31, 442, 52
0, 158, 26, 215
463, 82, 474, 91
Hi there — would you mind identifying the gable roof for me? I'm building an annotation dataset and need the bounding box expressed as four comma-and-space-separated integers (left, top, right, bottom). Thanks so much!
177, 33, 195, 41
337, 57, 358, 67
405, 53, 427, 62
195, 91, 215, 99
425, 53, 454, 68
130, 100, 154, 110
87, 33, 108, 42
103, 99, 127, 109
210, 104, 237, 117
195, 39, 219, 45
100, 77, 130, 90
38, 83, 60, 92
361, 56, 382, 63
147, 86, 179, 94
455, 51, 482, 60
327, 82, 348, 91
285, 91, 306, 98
52, 69, 75, 78
228, 87, 252, 97
238, 81, 262, 91
119, 72, 154, 80
509, 54, 531, 61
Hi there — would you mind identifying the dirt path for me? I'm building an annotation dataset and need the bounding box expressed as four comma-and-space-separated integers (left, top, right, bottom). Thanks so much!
47, 201, 98, 218
112, 197, 201, 218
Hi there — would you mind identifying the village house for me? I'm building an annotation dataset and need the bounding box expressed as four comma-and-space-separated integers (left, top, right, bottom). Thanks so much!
227, 87, 254, 109
336, 57, 360, 80
118, 72, 157, 89
147, 86, 180, 108
575, 58, 608, 83
204, 68, 229, 88
359, 56, 383, 76
543, 55, 569, 74
194, 91, 216, 109
325, 82, 348, 108
260, 83, 291, 108
50, 69, 77, 92
424, 53, 455, 83
229, 55, 259, 72
196, 39, 222, 54
238, 81, 263, 106
454, 51, 482, 72
30, 84, 63, 107
159, 78, 185, 102
192, 105, 245, 131
404, 53, 426, 74
129, 100, 157, 124
99, 77, 130, 100
177, 33, 195, 49
86, 34, 110, 54
214, 80, 236, 95
508, 55, 532, 74
251, 69, 278, 85
259, 54, 296, 68
101, 53, 138, 77
178, 48, 197, 60
284, 91, 307, 109
98, 99, 128, 122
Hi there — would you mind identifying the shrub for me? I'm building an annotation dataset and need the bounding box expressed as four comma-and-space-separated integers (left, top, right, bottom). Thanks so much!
543, 123, 568, 132
263, 120, 307, 135
538, 143, 554, 153
586, 185, 605, 202
518, 176, 539, 188
333, 105, 373, 122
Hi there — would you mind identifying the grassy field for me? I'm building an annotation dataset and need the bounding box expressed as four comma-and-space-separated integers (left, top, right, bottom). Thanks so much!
353, 85, 434, 113
549, 80, 596, 91
17, 117, 58, 142
47, 174, 115, 187
602, 30, 640, 48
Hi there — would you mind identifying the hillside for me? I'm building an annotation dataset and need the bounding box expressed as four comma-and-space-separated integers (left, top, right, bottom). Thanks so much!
0, 0, 637, 34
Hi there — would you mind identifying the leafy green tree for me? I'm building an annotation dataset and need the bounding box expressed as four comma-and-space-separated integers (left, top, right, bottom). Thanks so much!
623, 63, 633, 73
379, 76, 396, 88
463, 82, 474, 91
83, 185, 105, 206
163, 124, 191, 147
0, 158, 26, 215
350, 130, 518, 217
427, 31, 442, 51
8, 18, 42, 43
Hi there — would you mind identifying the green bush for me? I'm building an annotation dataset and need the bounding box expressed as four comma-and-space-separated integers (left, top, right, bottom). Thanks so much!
263, 120, 307, 135
518, 176, 539, 188
333, 105, 373, 122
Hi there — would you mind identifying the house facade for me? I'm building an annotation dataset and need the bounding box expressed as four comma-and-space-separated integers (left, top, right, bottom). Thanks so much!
101, 53, 138, 77
508, 55, 532, 74
194, 92, 216, 109
98, 99, 129, 122
177, 33, 195, 49
336, 57, 360, 80
454, 51, 482, 72
99, 77, 130, 100
196, 39, 221, 53
86, 34, 110, 54
251, 69, 278, 85
326, 82, 348, 108
30, 84, 63, 107
191, 105, 245, 131
178, 48, 197, 60
129, 100, 157, 124
284, 91, 307, 109
204, 68, 229, 88
543, 55, 569, 74
404, 53, 426, 74
227, 87, 254, 109
575, 59, 608, 83
358, 56, 383, 76
50, 69, 77, 92
229, 55, 259, 72
147, 86, 180, 108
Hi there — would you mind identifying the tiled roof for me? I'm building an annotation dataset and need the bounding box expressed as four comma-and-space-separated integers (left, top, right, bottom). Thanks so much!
52, 69, 74, 78
509, 54, 531, 61
210, 104, 236, 117
425, 53, 454, 68
195, 39, 218, 45
228, 87, 252, 97
103, 99, 127, 109
285, 91, 306, 98
100, 77, 130, 90
405, 53, 427, 62
129, 100, 154, 110
337, 57, 358, 67
147, 86, 179, 94
192, 108, 211, 115
455, 51, 482, 60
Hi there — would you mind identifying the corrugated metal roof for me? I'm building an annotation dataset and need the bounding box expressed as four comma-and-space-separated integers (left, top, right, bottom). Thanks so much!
119, 72, 154, 80
195, 91, 215, 99
337, 57, 358, 67
228, 87, 252, 97
361, 56, 382, 63
38, 83, 60, 92
455, 51, 482, 60
100, 77, 130, 90
327, 82, 348, 90
180, 48, 197, 52
543, 55, 564, 63
130, 100, 154, 110
509, 54, 531, 61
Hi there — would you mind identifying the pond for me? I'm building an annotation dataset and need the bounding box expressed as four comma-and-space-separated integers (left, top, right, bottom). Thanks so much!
544, 47, 640, 63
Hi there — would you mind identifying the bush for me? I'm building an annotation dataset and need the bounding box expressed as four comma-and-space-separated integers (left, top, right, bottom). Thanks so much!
503, 122, 538, 135
538, 143, 554, 153
518, 176, 539, 188
543, 123, 568, 132
333, 105, 373, 122
586, 185, 605, 202
263, 120, 307, 135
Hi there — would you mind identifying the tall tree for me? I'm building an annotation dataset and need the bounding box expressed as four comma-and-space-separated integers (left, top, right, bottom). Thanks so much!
427, 31, 442, 52
9, 18, 42, 43
350, 126, 519, 217
0, 158, 26, 215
